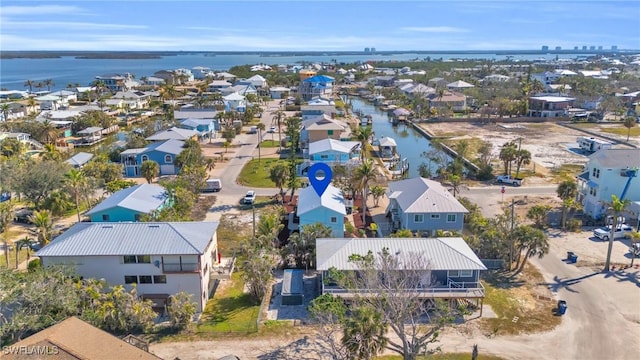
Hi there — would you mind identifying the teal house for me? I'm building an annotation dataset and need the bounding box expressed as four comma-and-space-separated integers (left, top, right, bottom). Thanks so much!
296, 184, 346, 237
86, 184, 169, 222
308, 139, 360, 163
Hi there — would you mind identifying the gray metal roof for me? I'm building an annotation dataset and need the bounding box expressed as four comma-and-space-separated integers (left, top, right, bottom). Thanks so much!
85, 184, 168, 216
589, 149, 640, 168
309, 139, 359, 155
387, 177, 468, 214
36, 222, 219, 257
77, 127, 103, 134
297, 184, 347, 216
141, 139, 185, 155
146, 127, 198, 141
316, 237, 487, 271
65, 152, 94, 167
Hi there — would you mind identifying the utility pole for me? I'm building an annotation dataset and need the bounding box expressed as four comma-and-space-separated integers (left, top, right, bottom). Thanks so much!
252, 203, 256, 239
510, 198, 515, 271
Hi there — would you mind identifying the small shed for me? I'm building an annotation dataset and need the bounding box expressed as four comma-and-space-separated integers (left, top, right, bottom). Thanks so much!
281, 269, 304, 305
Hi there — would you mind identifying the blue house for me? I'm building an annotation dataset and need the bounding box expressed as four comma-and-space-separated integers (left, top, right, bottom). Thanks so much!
120, 139, 185, 177
85, 184, 169, 222
308, 139, 360, 163
298, 75, 335, 100
297, 184, 346, 237
179, 118, 217, 141
386, 177, 468, 236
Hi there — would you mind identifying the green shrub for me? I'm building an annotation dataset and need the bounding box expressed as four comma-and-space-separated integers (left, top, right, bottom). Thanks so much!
27, 258, 41, 271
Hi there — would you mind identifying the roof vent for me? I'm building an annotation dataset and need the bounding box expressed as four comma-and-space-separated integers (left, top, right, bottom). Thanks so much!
148, 225, 160, 228
101, 225, 113, 229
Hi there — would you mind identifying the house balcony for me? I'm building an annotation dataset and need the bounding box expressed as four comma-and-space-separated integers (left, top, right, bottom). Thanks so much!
210, 256, 237, 280
162, 263, 199, 273
322, 280, 484, 299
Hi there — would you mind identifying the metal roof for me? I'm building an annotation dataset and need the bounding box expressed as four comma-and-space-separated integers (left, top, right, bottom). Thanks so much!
297, 184, 347, 216
85, 184, 168, 216
588, 149, 640, 168
316, 237, 487, 271
146, 127, 198, 141
142, 139, 185, 155
387, 177, 469, 214
77, 127, 103, 134
309, 139, 359, 155
36, 222, 219, 257
65, 152, 93, 167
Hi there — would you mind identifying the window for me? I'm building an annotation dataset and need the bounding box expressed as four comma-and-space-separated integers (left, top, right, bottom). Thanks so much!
459, 270, 473, 277
123, 255, 151, 264
592, 168, 600, 178
330, 216, 337, 223
124, 275, 137, 284
430, 214, 440, 219
414, 214, 424, 223
102, 214, 110, 221
320, 155, 329, 159
448, 270, 459, 277
138, 275, 152, 284
141, 155, 149, 162
164, 155, 172, 163
153, 275, 167, 284
328, 130, 334, 135
447, 214, 456, 222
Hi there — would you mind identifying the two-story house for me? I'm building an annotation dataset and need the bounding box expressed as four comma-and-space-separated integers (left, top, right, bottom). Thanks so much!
223, 92, 247, 112
301, 115, 351, 149
298, 139, 360, 175
180, 118, 217, 141
386, 177, 468, 235
95, 73, 134, 92
528, 95, 575, 117
120, 139, 185, 177
297, 184, 347, 237
146, 127, 199, 142
85, 184, 169, 222
427, 91, 467, 112
316, 237, 486, 308
298, 75, 334, 101
36, 222, 222, 312
577, 149, 640, 219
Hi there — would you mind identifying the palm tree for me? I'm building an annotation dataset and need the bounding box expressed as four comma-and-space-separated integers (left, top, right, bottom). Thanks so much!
499, 141, 518, 175
0, 201, 13, 267
556, 180, 578, 229
514, 149, 531, 178
623, 116, 636, 142
356, 160, 376, 225
513, 225, 549, 273
271, 110, 285, 151
15, 236, 34, 269
1, 103, 10, 122
44, 79, 54, 92
356, 126, 373, 161
342, 306, 387, 360
0, 138, 24, 158
270, 163, 289, 203
448, 174, 461, 197
604, 195, 630, 272
369, 185, 386, 207
256, 123, 266, 162
24, 80, 34, 93
64, 168, 89, 223
27, 97, 37, 114
39, 118, 60, 144
41, 143, 62, 161
29, 210, 53, 247
140, 160, 159, 184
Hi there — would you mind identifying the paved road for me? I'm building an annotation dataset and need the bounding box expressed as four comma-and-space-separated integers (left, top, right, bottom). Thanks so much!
459, 184, 558, 218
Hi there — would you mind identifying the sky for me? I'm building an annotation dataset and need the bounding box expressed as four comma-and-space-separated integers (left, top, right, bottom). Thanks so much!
1, 0, 639, 51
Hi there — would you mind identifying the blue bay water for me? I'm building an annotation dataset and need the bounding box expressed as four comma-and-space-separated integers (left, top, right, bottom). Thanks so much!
1, 52, 569, 90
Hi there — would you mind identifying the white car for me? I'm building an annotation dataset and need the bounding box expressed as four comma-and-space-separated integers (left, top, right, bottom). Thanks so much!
268, 126, 276, 133
243, 191, 256, 205
593, 224, 633, 241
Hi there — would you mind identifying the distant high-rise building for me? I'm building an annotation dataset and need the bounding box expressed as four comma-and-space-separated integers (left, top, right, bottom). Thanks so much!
590, 46, 596, 50
574, 46, 579, 50
611, 45, 618, 51
555, 46, 562, 51
582, 46, 588, 50
542, 45, 549, 51
371, 47, 376, 53
598, 46, 603, 50
364, 47, 370, 53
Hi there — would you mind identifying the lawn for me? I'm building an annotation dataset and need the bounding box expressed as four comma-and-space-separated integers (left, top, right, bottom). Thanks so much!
550, 163, 584, 182
260, 140, 290, 148
237, 158, 303, 188
0, 247, 33, 270
600, 126, 640, 138
197, 272, 260, 335
480, 263, 561, 336
216, 214, 251, 255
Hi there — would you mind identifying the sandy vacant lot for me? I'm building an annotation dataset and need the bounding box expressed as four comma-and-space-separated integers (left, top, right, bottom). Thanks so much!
420, 121, 630, 172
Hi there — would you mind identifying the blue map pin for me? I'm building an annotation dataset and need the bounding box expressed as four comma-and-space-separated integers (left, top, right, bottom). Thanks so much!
308, 162, 332, 197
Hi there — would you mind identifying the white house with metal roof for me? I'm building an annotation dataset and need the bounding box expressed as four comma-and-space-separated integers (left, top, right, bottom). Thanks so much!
146, 127, 198, 142
65, 152, 94, 168
297, 184, 347, 237
316, 237, 486, 303
37, 222, 227, 312
85, 184, 169, 222
386, 177, 468, 235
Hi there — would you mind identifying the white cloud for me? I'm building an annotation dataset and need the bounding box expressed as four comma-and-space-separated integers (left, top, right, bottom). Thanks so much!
0, 5, 87, 16
3, 20, 147, 30
400, 26, 468, 33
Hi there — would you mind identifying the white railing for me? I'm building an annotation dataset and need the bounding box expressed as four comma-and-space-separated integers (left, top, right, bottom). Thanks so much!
323, 280, 484, 297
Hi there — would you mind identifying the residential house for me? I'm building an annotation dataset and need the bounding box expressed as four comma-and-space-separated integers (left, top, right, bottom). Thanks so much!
65, 152, 94, 168
0, 102, 26, 121
297, 184, 347, 237
215, 72, 237, 82
528, 95, 575, 117
76, 126, 103, 145
401, 83, 436, 97
301, 115, 351, 148
37, 221, 223, 312
180, 118, 217, 140
298, 69, 317, 81
144, 76, 166, 86
120, 139, 185, 177
316, 237, 486, 305
36, 94, 63, 110
447, 80, 475, 91
86, 184, 169, 222
482, 74, 511, 82
111, 90, 150, 109
174, 109, 219, 124
192, 66, 214, 79
208, 80, 233, 92
220, 84, 257, 97
154, 70, 179, 85
298, 75, 334, 100
146, 127, 198, 142
244, 74, 268, 88
95, 73, 134, 92
0, 131, 43, 150
427, 91, 468, 112
308, 139, 360, 163
577, 149, 640, 219
0, 90, 29, 99
427, 77, 447, 88
270, 86, 290, 99
3, 317, 162, 360
386, 177, 468, 235
223, 92, 247, 112
375, 76, 397, 87
301, 104, 337, 121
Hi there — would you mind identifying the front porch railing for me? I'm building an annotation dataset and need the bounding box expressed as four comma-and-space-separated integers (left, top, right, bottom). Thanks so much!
323, 280, 484, 297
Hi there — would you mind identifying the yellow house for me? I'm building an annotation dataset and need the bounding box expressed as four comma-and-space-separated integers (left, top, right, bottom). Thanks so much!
299, 69, 317, 81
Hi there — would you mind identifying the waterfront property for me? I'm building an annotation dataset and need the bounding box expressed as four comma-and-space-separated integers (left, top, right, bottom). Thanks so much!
180, 118, 218, 140
577, 149, 640, 219
85, 183, 169, 222
298, 74, 335, 101
386, 177, 468, 235
301, 115, 351, 149
316, 237, 486, 305
298, 138, 360, 175
427, 91, 468, 112
146, 126, 199, 142
120, 139, 185, 177
36, 222, 225, 313
296, 184, 347, 238
76, 126, 104, 146
65, 151, 94, 168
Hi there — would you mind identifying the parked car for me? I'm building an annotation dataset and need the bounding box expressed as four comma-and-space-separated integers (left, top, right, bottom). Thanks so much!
14, 209, 33, 224
243, 190, 256, 205
496, 175, 523, 186
0, 192, 11, 202
202, 178, 222, 192
268, 126, 276, 133
593, 224, 633, 241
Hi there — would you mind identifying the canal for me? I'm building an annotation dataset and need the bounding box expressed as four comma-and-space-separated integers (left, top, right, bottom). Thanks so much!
346, 96, 451, 178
